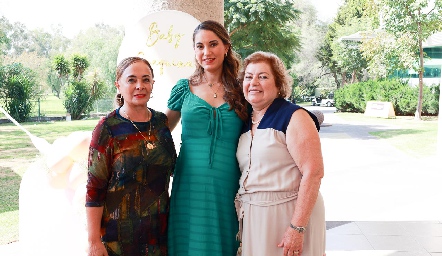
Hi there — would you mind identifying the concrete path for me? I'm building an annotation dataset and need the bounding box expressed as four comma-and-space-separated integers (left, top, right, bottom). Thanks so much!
310, 106, 442, 255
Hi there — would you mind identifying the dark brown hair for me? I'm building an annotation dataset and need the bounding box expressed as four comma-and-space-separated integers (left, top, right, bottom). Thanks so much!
114, 57, 154, 107
190, 20, 248, 121
239, 51, 292, 99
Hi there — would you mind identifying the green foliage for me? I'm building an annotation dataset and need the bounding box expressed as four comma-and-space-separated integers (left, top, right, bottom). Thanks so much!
71, 53, 89, 81
52, 54, 70, 98
422, 83, 440, 115
0, 63, 41, 122
224, 0, 301, 68
380, 0, 442, 119
335, 79, 439, 116
63, 70, 107, 120
318, 0, 379, 88
0, 24, 8, 59
290, 1, 336, 98
69, 24, 124, 93
47, 69, 63, 97
64, 81, 89, 119
53, 54, 70, 77
0, 19, 30, 56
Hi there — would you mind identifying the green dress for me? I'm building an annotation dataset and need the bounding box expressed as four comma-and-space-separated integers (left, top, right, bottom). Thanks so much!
167, 79, 242, 256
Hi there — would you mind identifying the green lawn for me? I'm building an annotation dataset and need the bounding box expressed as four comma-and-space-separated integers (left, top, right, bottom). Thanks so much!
336, 113, 438, 158
35, 94, 67, 116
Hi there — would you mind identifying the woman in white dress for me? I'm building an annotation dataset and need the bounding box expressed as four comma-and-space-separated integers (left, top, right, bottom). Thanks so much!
235, 51, 326, 256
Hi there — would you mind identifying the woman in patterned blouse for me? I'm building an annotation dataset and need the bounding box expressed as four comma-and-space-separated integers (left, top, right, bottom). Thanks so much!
86, 57, 176, 256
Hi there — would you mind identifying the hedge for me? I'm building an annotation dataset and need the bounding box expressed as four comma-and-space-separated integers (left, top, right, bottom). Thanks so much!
334, 79, 440, 116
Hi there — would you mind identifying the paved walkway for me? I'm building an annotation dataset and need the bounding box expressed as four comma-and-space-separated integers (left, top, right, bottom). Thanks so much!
313, 106, 442, 255
1, 107, 441, 255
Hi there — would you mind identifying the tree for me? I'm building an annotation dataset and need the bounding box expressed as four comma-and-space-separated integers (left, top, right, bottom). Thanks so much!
1, 17, 71, 94
317, 0, 379, 88
360, 29, 417, 79
71, 53, 89, 81
63, 70, 106, 120
0, 63, 41, 122
0, 23, 8, 62
2, 20, 31, 56
68, 24, 124, 94
224, 0, 302, 69
317, 24, 342, 88
52, 54, 70, 97
380, 0, 442, 120
27, 28, 54, 57
291, 0, 334, 98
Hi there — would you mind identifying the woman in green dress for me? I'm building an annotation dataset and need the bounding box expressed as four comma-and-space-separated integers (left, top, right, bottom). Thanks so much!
166, 20, 248, 256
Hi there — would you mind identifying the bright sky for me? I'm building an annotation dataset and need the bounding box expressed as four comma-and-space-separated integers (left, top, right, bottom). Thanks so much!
0, 0, 127, 37
315, 0, 343, 22
0, 0, 342, 38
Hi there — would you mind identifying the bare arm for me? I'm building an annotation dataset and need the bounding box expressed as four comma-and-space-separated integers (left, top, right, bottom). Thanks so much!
287, 110, 324, 227
86, 206, 108, 256
278, 109, 324, 255
165, 108, 181, 131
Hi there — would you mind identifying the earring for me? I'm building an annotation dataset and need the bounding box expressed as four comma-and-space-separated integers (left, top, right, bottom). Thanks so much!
225, 52, 227, 57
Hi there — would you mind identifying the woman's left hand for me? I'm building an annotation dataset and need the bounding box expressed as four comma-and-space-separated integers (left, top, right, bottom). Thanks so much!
277, 227, 304, 256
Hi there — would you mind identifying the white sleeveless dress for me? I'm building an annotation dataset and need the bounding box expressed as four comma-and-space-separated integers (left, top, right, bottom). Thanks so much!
235, 98, 326, 256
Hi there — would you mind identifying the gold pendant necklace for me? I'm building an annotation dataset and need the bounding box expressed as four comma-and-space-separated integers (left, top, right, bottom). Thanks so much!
122, 108, 156, 150
203, 73, 223, 98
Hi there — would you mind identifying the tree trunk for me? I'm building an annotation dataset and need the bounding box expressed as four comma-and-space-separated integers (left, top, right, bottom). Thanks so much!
351, 70, 357, 84
415, 21, 424, 120
341, 72, 347, 86
332, 72, 340, 89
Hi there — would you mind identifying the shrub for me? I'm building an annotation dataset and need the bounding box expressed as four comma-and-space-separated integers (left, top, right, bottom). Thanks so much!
63, 71, 107, 120
335, 79, 439, 115
0, 63, 41, 122
64, 81, 90, 120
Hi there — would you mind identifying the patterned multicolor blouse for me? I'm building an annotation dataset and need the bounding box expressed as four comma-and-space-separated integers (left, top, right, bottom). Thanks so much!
86, 108, 176, 256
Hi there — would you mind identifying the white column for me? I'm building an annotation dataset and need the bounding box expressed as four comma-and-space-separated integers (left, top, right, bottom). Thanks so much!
129, 0, 224, 24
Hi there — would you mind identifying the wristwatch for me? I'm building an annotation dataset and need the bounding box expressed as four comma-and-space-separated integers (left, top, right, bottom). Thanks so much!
289, 223, 306, 233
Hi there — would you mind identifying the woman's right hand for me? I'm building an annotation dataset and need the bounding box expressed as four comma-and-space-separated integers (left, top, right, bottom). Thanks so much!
88, 240, 108, 256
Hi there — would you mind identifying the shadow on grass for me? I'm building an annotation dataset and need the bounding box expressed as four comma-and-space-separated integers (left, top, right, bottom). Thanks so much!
370, 128, 425, 139
0, 167, 21, 213
320, 122, 432, 141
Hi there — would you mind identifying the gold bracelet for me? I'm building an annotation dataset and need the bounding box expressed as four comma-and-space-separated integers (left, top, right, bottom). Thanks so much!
289, 223, 306, 233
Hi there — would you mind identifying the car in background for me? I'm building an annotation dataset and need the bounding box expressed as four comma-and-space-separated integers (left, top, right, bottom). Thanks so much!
311, 97, 322, 106
319, 97, 334, 107
311, 93, 334, 107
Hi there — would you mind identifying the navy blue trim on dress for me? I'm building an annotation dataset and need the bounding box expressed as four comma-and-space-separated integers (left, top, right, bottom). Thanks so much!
241, 98, 320, 134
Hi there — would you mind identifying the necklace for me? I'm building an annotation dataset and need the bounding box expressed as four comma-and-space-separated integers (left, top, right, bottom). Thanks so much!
251, 112, 264, 125
122, 108, 156, 150
251, 102, 273, 125
203, 73, 223, 98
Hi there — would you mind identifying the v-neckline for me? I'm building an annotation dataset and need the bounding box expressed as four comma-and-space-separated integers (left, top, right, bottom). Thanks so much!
187, 81, 227, 109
